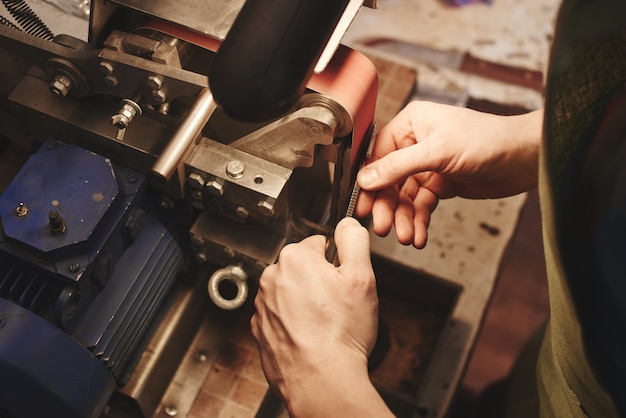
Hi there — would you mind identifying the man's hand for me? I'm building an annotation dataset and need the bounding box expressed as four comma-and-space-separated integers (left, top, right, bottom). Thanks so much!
251, 218, 392, 417
356, 101, 543, 248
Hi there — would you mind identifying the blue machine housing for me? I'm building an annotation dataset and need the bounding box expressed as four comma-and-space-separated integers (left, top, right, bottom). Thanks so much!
0, 139, 183, 418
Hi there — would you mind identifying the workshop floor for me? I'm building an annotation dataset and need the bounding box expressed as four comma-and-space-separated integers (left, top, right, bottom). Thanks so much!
447, 188, 549, 417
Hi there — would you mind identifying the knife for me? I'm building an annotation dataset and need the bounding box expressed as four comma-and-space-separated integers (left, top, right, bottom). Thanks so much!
356, 37, 544, 92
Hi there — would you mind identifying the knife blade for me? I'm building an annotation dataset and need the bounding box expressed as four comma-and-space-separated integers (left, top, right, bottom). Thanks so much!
356, 37, 543, 92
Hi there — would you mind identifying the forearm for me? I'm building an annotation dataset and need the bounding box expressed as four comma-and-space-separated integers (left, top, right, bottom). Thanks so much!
283, 357, 393, 418
461, 107, 544, 197
506, 108, 543, 190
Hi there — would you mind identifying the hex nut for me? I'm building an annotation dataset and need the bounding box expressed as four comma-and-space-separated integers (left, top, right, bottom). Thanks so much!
226, 160, 245, 179
187, 173, 206, 189
235, 206, 250, 219
99, 61, 114, 75
152, 90, 167, 104
206, 179, 225, 196
257, 199, 275, 216
49, 75, 72, 97
147, 74, 163, 90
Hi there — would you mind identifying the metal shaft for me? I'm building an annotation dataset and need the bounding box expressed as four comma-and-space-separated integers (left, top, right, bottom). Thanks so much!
151, 88, 217, 183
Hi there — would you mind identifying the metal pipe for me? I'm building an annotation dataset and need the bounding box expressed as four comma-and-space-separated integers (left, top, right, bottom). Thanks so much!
150, 87, 217, 183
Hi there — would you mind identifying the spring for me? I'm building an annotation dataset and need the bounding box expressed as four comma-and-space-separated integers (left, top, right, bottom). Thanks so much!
1, 0, 54, 40
0, 14, 19, 30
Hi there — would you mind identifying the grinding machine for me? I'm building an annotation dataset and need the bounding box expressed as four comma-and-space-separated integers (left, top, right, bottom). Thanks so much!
0, 0, 380, 416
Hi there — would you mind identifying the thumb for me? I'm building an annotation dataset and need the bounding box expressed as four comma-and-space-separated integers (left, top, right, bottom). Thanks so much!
357, 142, 440, 191
334, 217, 371, 268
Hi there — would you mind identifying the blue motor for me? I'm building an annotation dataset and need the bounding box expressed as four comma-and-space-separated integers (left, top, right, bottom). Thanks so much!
0, 139, 183, 418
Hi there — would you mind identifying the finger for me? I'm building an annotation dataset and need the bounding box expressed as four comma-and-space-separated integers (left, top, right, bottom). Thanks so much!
357, 141, 443, 191
412, 186, 439, 248
370, 186, 398, 237
354, 189, 375, 219
394, 179, 418, 245
278, 234, 327, 262
367, 105, 418, 160
334, 217, 371, 268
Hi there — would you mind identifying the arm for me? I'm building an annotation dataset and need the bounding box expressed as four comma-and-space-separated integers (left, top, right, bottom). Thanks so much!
251, 218, 393, 417
356, 101, 544, 248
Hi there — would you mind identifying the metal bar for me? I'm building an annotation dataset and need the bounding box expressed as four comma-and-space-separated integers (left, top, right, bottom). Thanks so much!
150, 87, 216, 187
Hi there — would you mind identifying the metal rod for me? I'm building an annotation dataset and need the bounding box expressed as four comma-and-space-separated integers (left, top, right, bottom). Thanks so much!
151, 87, 217, 183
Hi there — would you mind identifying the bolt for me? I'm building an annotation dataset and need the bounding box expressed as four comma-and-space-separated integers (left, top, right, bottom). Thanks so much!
164, 405, 178, 417
187, 173, 206, 189
123, 208, 147, 240
15, 202, 28, 217
158, 195, 175, 210
127, 173, 138, 184
68, 263, 81, 273
99, 61, 114, 75
257, 199, 276, 217
190, 234, 205, 246
226, 160, 245, 179
195, 252, 207, 263
188, 190, 203, 201
111, 99, 142, 129
235, 206, 249, 219
49, 75, 72, 97
195, 351, 208, 362
205, 178, 225, 196
49, 210, 66, 233
151, 90, 167, 104
147, 74, 163, 90
104, 75, 118, 88
223, 247, 236, 258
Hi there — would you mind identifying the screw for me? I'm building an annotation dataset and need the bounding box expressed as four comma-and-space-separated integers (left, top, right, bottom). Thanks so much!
111, 99, 142, 129
68, 263, 81, 273
190, 234, 205, 246
158, 195, 175, 209
15, 202, 28, 217
104, 75, 118, 88
257, 199, 276, 217
195, 252, 207, 263
195, 351, 207, 362
147, 74, 163, 90
235, 206, 249, 219
187, 173, 206, 189
99, 61, 114, 75
226, 160, 245, 179
188, 190, 203, 201
205, 178, 225, 196
49, 210, 66, 233
164, 405, 178, 417
127, 173, 138, 184
151, 90, 167, 104
223, 247, 236, 258
49, 75, 72, 97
